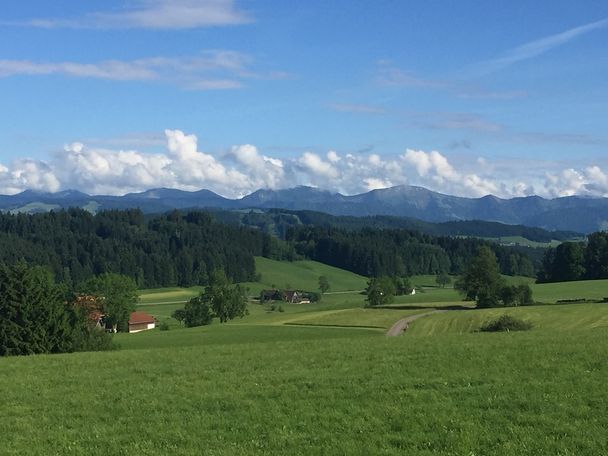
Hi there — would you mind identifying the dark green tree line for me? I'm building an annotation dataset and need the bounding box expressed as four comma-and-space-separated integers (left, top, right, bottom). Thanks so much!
538, 232, 608, 283
0, 209, 291, 288
286, 226, 536, 278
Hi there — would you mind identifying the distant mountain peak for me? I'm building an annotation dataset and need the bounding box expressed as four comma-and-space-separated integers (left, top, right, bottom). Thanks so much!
55, 189, 90, 198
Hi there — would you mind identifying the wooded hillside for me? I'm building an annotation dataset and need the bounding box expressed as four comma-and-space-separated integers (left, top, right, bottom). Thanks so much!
0, 209, 290, 288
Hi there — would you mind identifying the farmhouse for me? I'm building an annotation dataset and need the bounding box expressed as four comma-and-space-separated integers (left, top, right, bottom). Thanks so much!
260, 289, 312, 304
283, 290, 311, 304
73, 295, 104, 328
128, 311, 156, 333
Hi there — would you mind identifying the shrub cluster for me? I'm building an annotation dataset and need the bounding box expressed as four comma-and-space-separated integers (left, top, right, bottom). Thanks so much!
480, 315, 533, 332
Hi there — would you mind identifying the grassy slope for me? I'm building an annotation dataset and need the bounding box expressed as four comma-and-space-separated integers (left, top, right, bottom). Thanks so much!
1, 326, 606, 455
136, 257, 608, 331
243, 256, 368, 294
137, 257, 369, 328
4, 258, 608, 454
407, 303, 608, 336
138, 286, 202, 305
532, 279, 608, 302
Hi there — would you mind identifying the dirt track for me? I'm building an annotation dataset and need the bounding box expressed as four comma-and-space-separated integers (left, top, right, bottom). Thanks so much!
385, 310, 446, 336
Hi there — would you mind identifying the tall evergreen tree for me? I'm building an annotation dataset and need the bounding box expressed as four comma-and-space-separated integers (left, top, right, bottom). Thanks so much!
0, 263, 73, 356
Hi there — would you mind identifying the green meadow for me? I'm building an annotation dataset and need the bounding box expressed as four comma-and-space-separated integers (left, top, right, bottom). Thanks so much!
241, 256, 369, 295
2, 258, 608, 454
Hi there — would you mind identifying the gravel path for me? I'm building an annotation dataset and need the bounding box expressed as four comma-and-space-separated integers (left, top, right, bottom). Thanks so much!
385, 310, 447, 336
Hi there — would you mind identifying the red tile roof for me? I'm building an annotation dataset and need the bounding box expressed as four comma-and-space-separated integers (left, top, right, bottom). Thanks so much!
128, 311, 155, 325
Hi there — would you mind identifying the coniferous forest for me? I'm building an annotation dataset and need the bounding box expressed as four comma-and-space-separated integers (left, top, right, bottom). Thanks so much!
0, 209, 290, 288
0, 208, 542, 290
538, 231, 608, 283
286, 225, 537, 278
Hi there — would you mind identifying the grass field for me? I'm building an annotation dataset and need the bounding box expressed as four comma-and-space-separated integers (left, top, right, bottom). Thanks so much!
2, 324, 607, 455
242, 257, 368, 294
284, 307, 428, 328
138, 286, 203, 304
406, 302, 608, 336
532, 278, 608, 303
3, 260, 608, 454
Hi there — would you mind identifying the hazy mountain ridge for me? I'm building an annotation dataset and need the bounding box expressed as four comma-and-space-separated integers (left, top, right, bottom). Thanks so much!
1, 185, 607, 233
209, 208, 580, 244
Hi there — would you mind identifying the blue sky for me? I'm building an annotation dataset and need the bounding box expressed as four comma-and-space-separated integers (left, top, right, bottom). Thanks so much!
0, 0, 607, 197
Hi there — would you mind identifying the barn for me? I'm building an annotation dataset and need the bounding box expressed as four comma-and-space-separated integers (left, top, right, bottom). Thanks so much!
128, 311, 156, 333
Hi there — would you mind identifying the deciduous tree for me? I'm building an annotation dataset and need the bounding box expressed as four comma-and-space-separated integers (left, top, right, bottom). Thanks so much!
82, 273, 138, 332
365, 276, 396, 307
455, 247, 505, 308
435, 273, 451, 288
174, 269, 248, 327
318, 275, 330, 294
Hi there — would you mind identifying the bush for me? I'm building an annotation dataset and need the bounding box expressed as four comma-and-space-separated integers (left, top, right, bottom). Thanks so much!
480, 315, 533, 332
72, 326, 116, 352
158, 321, 170, 331
278, 305, 284, 312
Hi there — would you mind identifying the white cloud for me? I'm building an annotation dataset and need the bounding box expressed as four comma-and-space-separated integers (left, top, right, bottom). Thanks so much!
13, 0, 252, 30
585, 166, 608, 193
543, 166, 608, 198
164, 129, 249, 194
297, 152, 339, 180
511, 182, 535, 197
1, 129, 608, 200
327, 150, 341, 163
364, 177, 393, 191
470, 17, 608, 75
230, 144, 284, 189
0, 159, 61, 194
403, 149, 497, 197
0, 50, 285, 90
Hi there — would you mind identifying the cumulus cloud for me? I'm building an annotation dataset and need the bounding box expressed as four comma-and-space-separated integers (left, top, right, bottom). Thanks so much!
230, 143, 285, 189
0, 159, 61, 194
298, 152, 339, 180
0, 129, 608, 200
326, 150, 341, 163
402, 149, 498, 197
544, 169, 587, 197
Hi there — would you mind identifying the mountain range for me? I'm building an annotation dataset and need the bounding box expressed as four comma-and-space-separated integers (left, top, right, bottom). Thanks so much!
2, 185, 608, 233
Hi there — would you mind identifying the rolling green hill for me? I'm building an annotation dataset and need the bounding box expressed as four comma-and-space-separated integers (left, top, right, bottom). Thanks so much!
3, 313, 608, 454
241, 256, 368, 294
406, 303, 608, 336
4, 257, 608, 454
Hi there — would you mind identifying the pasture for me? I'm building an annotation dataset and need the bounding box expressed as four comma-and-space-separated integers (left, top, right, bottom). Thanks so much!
2, 323, 607, 455
242, 256, 368, 294
2, 260, 608, 455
